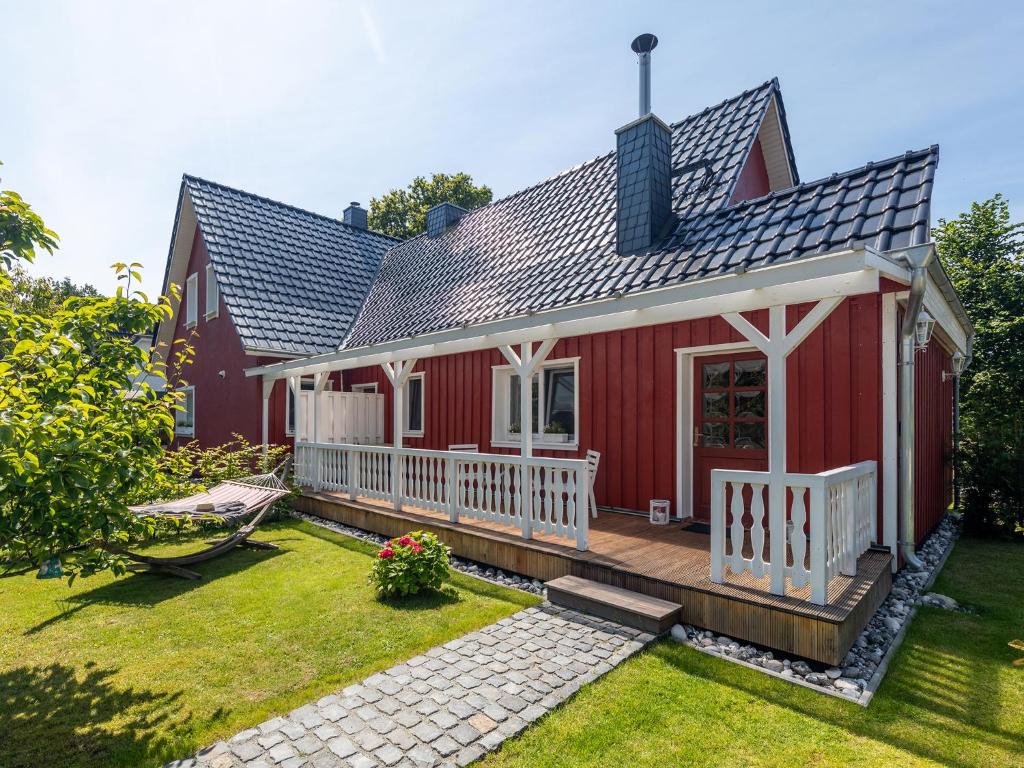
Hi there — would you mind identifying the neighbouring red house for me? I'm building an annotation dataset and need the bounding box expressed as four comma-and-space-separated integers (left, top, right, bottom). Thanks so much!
156, 51, 972, 664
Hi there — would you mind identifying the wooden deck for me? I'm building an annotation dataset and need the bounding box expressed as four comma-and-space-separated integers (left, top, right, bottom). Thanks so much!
292, 491, 892, 665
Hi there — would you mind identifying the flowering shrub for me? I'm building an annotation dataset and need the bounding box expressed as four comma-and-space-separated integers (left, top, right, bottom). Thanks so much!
370, 531, 450, 597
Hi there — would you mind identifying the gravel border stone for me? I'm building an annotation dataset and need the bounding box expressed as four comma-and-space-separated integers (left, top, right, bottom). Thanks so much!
291, 510, 546, 595
669, 515, 961, 705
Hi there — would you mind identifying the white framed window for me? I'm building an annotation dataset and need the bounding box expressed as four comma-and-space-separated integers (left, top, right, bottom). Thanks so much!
175, 385, 195, 436
286, 378, 326, 436
404, 373, 424, 436
352, 382, 378, 394
185, 273, 198, 328
205, 264, 219, 319
491, 357, 579, 450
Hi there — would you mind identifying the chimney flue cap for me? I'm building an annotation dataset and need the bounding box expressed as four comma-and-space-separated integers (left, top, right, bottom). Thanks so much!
631, 34, 658, 55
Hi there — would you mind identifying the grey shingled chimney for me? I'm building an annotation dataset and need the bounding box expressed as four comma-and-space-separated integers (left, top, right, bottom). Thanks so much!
615, 34, 672, 255
343, 201, 367, 230
425, 202, 468, 237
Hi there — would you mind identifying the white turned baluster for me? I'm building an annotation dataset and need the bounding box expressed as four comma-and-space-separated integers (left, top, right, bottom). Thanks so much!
728, 481, 746, 574
789, 486, 809, 588
750, 483, 767, 579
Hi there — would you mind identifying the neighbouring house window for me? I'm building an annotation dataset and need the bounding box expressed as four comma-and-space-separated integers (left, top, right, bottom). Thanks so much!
404, 373, 424, 436
205, 264, 219, 318
352, 382, 378, 393
286, 378, 318, 437
492, 358, 578, 447
185, 273, 198, 327
175, 386, 195, 436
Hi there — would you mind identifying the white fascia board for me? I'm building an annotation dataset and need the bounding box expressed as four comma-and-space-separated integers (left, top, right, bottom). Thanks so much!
153, 192, 197, 363
246, 247, 880, 380
923, 272, 969, 353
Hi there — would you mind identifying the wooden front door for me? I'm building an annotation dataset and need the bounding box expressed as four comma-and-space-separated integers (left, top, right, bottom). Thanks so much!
691, 352, 769, 521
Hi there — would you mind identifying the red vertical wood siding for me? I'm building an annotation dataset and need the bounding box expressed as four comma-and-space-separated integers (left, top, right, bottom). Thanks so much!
169, 229, 295, 450
344, 296, 897, 519
730, 138, 772, 204
914, 338, 954, 541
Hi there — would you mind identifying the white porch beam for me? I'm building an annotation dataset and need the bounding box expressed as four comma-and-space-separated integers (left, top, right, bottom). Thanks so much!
766, 306, 787, 594
519, 342, 534, 540
382, 359, 418, 511
782, 296, 843, 355
246, 250, 884, 381
721, 312, 770, 354
261, 377, 273, 453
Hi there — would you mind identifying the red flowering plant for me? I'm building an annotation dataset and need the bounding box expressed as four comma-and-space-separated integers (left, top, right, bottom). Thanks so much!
369, 530, 450, 597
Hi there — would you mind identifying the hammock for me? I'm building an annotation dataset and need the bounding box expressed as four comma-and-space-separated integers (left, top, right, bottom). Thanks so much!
103, 459, 292, 580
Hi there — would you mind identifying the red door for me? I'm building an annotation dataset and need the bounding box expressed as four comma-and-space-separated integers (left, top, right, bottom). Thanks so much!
691, 352, 769, 521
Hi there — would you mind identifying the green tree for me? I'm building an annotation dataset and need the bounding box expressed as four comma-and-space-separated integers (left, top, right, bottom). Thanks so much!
368, 172, 492, 239
934, 194, 1024, 535
5, 263, 100, 314
0, 165, 191, 578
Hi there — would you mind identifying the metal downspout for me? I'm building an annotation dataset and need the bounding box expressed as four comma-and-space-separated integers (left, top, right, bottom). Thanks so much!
899, 249, 934, 569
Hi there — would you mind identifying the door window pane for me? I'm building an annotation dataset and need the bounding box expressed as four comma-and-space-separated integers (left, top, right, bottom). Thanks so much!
702, 392, 729, 418
701, 422, 729, 448
734, 391, 765, 418
702, 362, 729, 388
734, 358, 767, 386
405, 376, 423, 433
734, 422, 766, 450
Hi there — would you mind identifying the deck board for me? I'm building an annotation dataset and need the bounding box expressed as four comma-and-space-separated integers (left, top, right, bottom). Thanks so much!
293, 490, 892, 664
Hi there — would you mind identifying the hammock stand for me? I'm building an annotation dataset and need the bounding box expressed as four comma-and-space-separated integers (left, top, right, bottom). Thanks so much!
104, 459, 292, 580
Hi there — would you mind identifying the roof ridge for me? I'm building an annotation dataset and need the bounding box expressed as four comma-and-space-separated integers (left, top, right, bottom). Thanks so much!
708, 145, 940, 215
182, 173, 402, 243
668, 78, 778, 129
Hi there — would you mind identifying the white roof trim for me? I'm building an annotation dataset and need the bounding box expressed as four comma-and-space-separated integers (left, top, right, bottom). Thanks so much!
247, 247, 907, 380
757, 94, 796, 191
153, 191, 197, 363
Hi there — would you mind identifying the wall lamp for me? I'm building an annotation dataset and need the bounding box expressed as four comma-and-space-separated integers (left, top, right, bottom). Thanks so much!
942, 351, 967, 382
914, 311, 936, 351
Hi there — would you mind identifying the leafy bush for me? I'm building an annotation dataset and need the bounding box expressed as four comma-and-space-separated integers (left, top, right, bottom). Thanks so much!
936, 194, 1024, 536
369, 531, 450, 597
129, 434, 292, 506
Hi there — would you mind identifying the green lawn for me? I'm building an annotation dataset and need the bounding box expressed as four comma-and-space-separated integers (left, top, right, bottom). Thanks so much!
0, 519, 539, 768
482, 536, 1024, 768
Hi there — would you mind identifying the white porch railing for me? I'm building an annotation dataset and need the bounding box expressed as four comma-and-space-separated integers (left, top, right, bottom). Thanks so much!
294, 442, 590, 550
710, 461, 877, 605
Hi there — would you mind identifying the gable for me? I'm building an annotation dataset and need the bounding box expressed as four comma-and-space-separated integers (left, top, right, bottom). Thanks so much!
155, 176, 399, 360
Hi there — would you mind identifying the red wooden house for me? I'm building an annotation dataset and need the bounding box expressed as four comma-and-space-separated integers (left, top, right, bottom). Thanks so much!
157, 50, 972, 664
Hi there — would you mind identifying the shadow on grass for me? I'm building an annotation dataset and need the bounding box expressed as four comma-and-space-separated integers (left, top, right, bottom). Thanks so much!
0, 661, 186, 768
656, 610, 1024, 768
376, 585, 463, 610
24, 535, 290, 636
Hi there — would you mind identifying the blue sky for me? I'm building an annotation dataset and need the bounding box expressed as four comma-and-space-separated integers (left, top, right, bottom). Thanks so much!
4, 0, 1023, 296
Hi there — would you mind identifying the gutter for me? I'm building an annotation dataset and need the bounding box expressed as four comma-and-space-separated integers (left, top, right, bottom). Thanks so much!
897, 245, 934, 569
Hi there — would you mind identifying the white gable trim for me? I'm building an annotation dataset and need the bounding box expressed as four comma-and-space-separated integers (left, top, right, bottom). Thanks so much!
757, 94, 796, 191
154, 190, 198, 362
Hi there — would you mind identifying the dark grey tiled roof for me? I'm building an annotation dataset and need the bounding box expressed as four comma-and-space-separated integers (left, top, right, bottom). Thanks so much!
342, 83, 790, 348
183, 176, 398, 355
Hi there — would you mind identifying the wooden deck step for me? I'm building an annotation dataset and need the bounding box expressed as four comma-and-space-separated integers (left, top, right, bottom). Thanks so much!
546, 575, 682, 634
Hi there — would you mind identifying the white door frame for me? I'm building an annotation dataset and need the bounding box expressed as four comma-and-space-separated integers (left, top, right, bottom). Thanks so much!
674, 341, 757, 520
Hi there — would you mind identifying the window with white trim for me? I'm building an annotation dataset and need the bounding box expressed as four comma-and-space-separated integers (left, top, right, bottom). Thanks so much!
404, 373, 424, 436
351, 382, 378, 393
205, 264, 219, 318
185, 273, 198, 327
175, 386, 195, 436
491, 358, 578, 448
286, 378, 328, 436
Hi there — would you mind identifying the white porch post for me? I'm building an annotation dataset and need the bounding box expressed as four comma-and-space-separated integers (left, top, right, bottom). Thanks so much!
311, 372, 327, 490
261, 377, 273, 454
723, 297, 842, 596
881, 293, 899, 571
766, 306, 788, 595
499, 338, 557, 541
382, 359, 418, 511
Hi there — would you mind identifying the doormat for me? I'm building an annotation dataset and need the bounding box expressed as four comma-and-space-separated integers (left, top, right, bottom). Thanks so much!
681, 521, 711, 535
